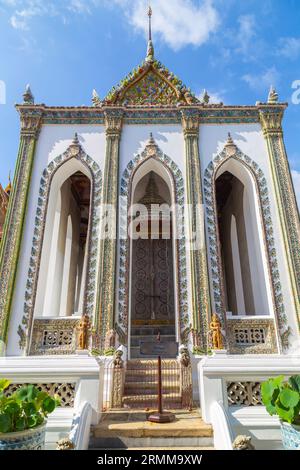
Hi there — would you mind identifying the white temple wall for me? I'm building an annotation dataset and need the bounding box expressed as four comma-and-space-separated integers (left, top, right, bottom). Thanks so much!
7, 125, 106, 356
199, 123, 299, 350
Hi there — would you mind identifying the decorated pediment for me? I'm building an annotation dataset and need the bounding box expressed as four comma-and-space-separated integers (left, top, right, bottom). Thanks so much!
99, 8, 199, 107
102, 60, 199, 106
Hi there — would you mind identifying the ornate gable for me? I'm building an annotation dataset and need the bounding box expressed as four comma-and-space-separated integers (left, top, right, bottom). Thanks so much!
98, 8, 199, 107
102, 60, 199, 107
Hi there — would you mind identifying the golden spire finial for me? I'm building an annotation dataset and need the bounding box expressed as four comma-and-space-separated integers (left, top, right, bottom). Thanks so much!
148, 4, 152, 41
146, 4, 154, 62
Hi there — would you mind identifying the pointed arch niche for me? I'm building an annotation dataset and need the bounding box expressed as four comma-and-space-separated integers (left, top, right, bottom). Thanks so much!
117, 137, 189, 353
215, 159, 272, 317
34, 159, 91, 318
204, 141, 290, 351
18, 140, 102, 354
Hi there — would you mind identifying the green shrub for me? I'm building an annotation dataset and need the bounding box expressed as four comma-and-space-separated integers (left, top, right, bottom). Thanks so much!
261, 375, 300, 425
0, 379, 59, 433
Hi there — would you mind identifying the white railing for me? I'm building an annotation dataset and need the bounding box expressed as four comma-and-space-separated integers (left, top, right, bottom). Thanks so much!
198, 353, 300, 450
210, 401, 234, 450
0, 354, 102, 450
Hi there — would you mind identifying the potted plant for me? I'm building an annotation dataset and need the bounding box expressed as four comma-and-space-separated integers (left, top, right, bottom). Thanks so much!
0, 379, 59, 450
261, 375, 300, 450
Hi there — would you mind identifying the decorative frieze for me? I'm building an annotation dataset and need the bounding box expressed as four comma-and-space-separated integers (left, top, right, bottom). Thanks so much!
18, 139, 102, 353
15, 103, 288, 127
227, 381, 262, 406
203, 142, 289, 350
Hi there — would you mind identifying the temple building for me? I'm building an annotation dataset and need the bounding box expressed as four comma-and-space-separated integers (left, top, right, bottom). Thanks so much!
0, 9, 299, 414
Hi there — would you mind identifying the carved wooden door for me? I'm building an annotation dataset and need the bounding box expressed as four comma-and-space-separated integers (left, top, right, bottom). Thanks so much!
131, 238, 174, 322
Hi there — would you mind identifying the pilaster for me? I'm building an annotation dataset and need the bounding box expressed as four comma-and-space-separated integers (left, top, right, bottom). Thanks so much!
0, 107, 42, 343
97, 109, 123, 350
259, 107, 300, 327
181, 109, 211, 349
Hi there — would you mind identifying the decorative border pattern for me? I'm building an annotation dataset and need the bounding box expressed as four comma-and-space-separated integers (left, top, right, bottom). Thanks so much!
226, 318, 277, 354
16, 104, 287, 127
203, 144, 290, 349
18, 141, 102, 352
117, 138, 189, 339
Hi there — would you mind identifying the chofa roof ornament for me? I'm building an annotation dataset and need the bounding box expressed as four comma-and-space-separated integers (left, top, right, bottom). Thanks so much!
23, 84, 34, 105
268, 85, 279, 104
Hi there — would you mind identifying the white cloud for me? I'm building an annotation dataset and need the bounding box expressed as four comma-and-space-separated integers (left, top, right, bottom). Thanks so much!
235, 14, 256, 56
109, 0, 220, 51
278, 37, 300, 60
2, 0, 220, 46
242, 66, 280, 92
10, 13, 28, 30
68, 0, 91, 14
291, 170, 300, 209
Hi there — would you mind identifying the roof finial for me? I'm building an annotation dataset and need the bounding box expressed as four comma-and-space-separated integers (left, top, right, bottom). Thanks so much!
146, 4, 154, 63
23, 84, 34, 105
148, 5, 152, 41
268, 85, 279, 104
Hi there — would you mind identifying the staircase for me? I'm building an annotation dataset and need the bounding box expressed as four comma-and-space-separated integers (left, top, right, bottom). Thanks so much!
122, 359, 181, 410
130, 324, 176, 359
89, 409, 214, 450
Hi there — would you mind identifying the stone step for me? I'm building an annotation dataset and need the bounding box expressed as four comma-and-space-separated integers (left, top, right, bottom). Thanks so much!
127, 359, 178, 367
124, 384, 180, 396
125, 369, 180, 378
122, 393, 182, 408
89, 410, 213, 449
130, 347, 178, 358
130, 335, 176, 347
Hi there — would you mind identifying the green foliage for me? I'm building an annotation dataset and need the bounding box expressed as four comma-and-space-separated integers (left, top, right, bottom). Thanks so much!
0, 381, 59, 434
192, 346, 213, 356
103, 347, 116, 357
261, 375, 300, 425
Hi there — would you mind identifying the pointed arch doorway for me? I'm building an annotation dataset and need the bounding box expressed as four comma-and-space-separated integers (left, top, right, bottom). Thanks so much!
129, 170, 177, 358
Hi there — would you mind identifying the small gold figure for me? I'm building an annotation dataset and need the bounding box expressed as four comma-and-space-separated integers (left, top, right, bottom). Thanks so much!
56, 438, 75, 450
209, 313, 224, 350
76, 314, 90, 350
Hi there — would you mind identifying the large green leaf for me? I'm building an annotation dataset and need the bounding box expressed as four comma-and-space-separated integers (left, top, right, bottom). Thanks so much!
279, 388, 300, 408
0, 379, 10, 393
42, 396, 56, 414
22, 402, 37, 417
289, 375, 300, 393
0, 414, 11, 433
275, 401, 295, 423
15, 417, 26, 432
16, 384, 38, 403
4, 402, 20, 416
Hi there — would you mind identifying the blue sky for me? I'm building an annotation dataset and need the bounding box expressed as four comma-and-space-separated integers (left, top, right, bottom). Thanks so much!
0, 0, 299, 203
